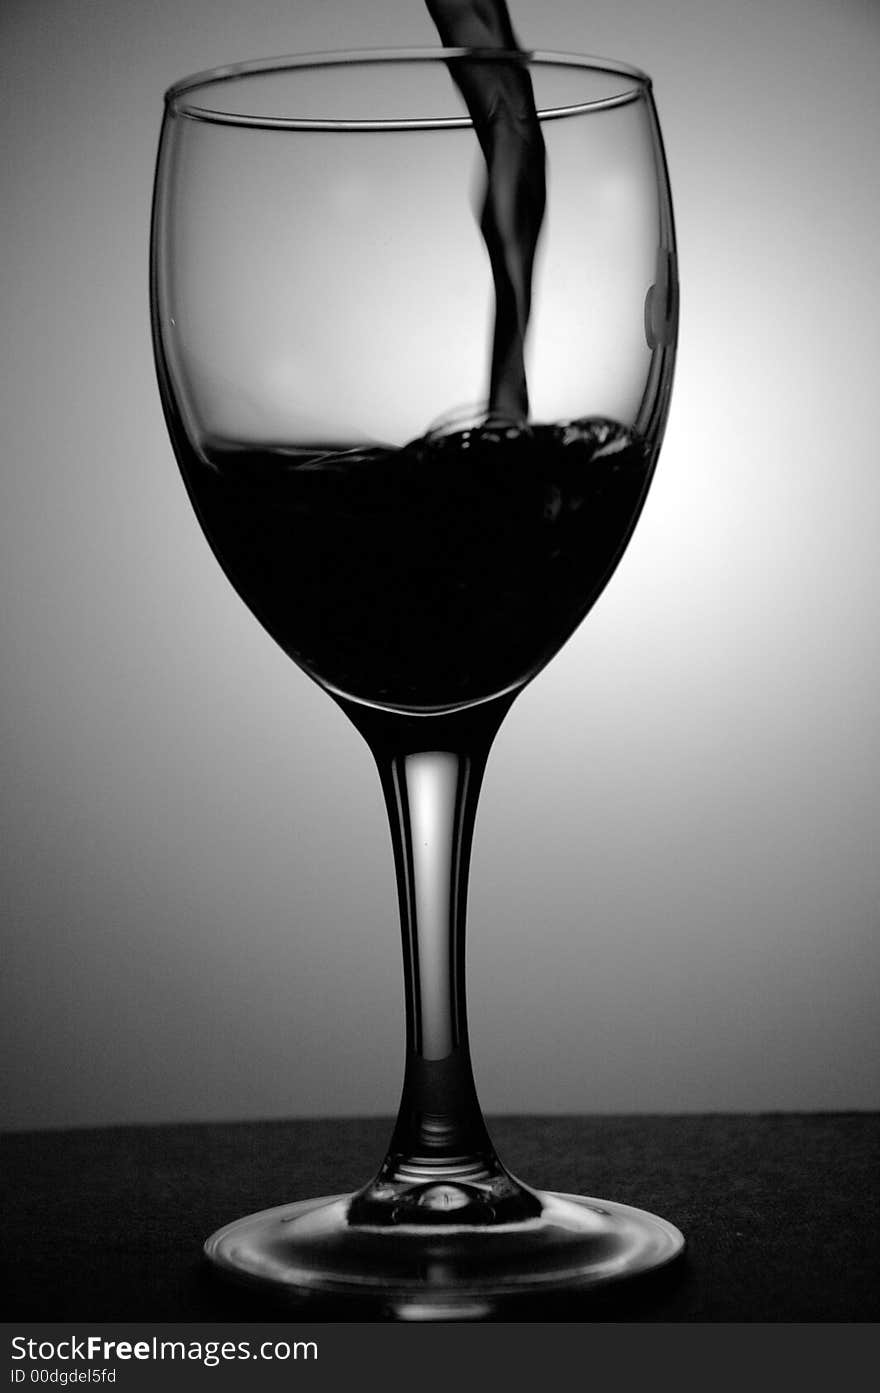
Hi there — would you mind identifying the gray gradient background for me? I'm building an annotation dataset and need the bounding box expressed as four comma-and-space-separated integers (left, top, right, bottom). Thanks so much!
2, 0, 878, 1131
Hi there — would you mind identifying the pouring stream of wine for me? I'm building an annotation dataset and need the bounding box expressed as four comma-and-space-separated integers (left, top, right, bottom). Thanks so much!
425, 1, 546, 425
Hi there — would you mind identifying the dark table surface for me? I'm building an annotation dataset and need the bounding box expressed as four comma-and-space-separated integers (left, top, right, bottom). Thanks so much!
3, 1114, 878, 1322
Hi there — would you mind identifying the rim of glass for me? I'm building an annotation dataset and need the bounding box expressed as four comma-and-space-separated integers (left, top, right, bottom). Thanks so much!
164, 47, 652, 131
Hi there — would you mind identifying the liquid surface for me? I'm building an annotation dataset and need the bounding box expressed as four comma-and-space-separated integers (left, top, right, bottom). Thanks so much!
181, 420, 655, 712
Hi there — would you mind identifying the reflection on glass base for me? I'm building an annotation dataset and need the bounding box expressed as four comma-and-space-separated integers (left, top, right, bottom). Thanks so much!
204, 1190, 684, 1320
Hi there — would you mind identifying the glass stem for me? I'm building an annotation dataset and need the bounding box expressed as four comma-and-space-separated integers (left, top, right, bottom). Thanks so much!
379, 742, 495, 1178
339, 695, 539, 1224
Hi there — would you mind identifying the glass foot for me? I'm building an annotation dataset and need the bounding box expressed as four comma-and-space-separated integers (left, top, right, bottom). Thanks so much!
204, 1189, 684, 1319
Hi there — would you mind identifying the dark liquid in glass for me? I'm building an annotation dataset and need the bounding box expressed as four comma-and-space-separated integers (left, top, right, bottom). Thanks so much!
178, 419, 655, 712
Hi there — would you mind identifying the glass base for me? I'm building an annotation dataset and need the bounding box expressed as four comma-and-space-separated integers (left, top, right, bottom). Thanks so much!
204, 1189, 684, 1320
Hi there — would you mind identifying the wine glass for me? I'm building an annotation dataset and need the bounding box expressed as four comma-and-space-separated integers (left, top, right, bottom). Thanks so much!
150, 47, 681, 1319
